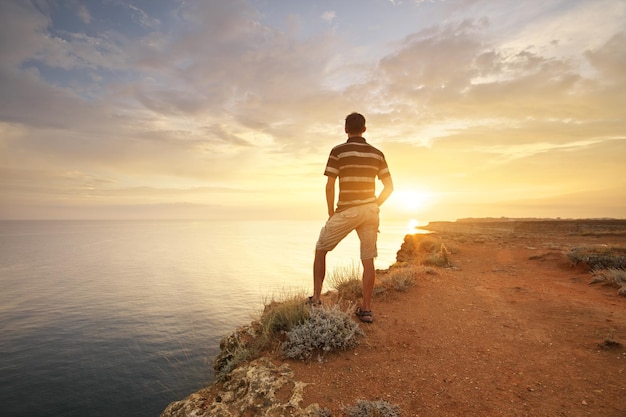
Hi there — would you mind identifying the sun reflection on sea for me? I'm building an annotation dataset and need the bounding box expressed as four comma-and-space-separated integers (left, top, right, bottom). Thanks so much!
407, 218, 430, 234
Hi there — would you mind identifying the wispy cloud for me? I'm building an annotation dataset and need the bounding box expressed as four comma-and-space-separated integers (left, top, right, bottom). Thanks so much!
321, 10, 336, 22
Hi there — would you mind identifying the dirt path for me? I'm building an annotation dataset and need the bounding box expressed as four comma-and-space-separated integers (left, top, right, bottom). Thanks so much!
285, 232, 626, 416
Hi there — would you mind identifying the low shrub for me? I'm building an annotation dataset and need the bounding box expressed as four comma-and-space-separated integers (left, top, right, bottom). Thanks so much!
379, 266, 418, 292
314, 408, 332, 417
591, 267, 626, 296
281, 304, 364, 361
567, 245, 626, 270
344, 399, 401, 417
423, 243, 451, 267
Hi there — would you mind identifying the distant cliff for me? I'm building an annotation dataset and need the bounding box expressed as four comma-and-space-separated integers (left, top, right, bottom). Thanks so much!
420, 218, 626, 235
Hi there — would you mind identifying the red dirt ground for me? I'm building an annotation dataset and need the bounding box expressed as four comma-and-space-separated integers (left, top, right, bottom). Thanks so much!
284, 231, 626, 417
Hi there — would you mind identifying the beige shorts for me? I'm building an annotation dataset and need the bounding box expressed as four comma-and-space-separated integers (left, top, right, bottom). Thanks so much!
315, 203, 380, 259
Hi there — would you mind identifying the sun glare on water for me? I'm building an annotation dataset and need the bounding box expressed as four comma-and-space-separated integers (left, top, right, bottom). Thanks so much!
389, 190, 434, 234
407, 218, 429, 234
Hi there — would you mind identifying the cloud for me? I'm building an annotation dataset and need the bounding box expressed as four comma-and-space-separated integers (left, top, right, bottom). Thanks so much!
321, 11, 336, 22
127, 4, 161, 29
586, 31, 626, 83
367, 14, 626, 143
71, 0, 91, 24
0, 1, 49, 65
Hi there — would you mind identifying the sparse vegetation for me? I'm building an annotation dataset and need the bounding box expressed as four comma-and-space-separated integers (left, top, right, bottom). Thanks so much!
395, 234, 456, 267
329, 262, 363, 299
566, 245, 626, 296
281, 304, 364, 361
260, 295, 311, 335
423, 243, 451, 267
215, 262, 420, 377
213, 294, 311, 381
567, 245, 626, 270
379, 265, 419, 292
590, 267, 626, 296
329, 262, 419, 301
314, 408, 332, 417
213, 325, 259, 382
215, 293, 366, 379
344, 399, 401, 417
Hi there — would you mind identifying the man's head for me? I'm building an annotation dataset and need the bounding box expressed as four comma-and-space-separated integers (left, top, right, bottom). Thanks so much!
345, 112, 366, 135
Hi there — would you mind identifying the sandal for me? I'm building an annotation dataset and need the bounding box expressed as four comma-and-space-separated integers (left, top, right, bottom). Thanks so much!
306, 296, 322, 307
355, 307, 374, 323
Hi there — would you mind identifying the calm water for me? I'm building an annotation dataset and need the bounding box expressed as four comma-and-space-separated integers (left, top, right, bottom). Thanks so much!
0, 219, 412, 417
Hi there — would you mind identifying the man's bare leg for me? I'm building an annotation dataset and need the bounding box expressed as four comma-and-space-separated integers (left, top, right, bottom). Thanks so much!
361, 258, 375, 311
313, 250, 328, 303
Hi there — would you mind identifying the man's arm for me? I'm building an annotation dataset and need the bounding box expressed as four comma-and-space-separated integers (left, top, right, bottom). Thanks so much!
376, 176, 394, 207
325, 176, 336, 218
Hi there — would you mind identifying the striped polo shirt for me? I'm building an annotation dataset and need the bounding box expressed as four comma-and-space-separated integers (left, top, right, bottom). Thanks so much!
323, 137, 391, 212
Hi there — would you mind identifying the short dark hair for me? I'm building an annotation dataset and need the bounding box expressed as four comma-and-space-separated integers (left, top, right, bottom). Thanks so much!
345, 112, 366, 134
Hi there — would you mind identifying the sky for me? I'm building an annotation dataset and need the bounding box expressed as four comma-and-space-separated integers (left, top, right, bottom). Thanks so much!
1, 0, 625, 223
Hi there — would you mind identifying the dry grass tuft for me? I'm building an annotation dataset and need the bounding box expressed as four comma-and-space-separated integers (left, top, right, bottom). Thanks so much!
396, 234, 457, 267
329, 263, 363, 300
590, 267, 626, 296
328, 262, 420, 301
568, 245, 626, 296
379, 266, 419, 292
423, 243, 452, 267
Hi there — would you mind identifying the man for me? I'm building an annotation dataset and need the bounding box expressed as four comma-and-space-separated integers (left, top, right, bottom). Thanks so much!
312, 112, 394, 323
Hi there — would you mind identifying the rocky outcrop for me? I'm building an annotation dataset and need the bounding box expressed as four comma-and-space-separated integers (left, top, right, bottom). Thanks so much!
160, 357, 321, 417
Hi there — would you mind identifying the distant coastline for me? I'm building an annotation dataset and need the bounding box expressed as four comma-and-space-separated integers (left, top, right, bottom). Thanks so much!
419, 217, 626, 235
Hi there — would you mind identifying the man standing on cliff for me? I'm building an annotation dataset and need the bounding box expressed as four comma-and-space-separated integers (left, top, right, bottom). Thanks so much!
311, 112, 394, 323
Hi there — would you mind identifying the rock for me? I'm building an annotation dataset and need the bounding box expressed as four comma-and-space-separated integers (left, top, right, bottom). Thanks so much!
159, 357, 322, 417
212, 323, 260, 380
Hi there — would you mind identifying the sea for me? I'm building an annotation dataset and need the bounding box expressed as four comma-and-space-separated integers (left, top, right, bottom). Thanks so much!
0, 219, 417, 417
